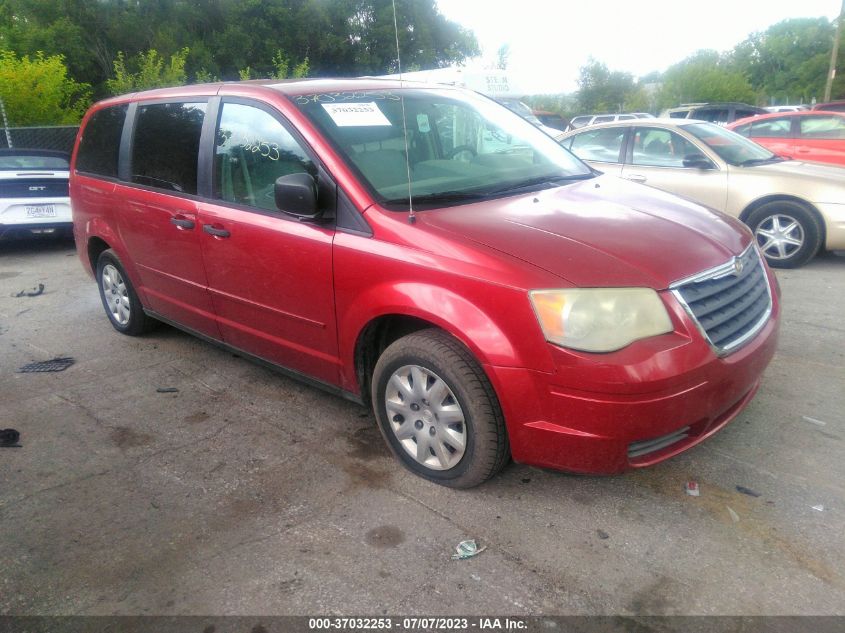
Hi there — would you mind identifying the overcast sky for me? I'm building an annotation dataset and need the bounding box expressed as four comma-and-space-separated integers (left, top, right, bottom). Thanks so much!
435, 0, 842, 94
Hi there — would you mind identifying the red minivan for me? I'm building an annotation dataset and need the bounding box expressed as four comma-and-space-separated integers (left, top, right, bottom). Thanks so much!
71, 79, 780, 487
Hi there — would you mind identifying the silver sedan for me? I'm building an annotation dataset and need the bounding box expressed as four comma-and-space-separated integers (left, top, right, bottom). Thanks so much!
557, 119, 845, 268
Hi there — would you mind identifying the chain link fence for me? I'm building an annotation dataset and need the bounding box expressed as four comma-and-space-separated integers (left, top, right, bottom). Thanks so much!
0, 126, 79, 153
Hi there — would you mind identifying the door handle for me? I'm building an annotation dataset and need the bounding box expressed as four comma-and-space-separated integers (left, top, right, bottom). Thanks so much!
170, 216, 195, 230
203, 224, 231, 238
625, 174, 647, 183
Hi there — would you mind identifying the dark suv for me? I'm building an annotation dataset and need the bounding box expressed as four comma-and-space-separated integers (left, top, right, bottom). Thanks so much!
661, 103, 766, 125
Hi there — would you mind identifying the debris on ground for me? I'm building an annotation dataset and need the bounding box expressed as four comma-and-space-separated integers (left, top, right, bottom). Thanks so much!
17, 357, 75, 373
156, 387, 179, 393
13, 283, 45, 298
684, 481, 700, 496
811, 505, 825, 512
0, 428, 21, 447
726, 507, 740, 523
802, 416, 827, 426
521, 477, 531, 484
596, 529, 610, 540
736, 485, 761, 498
451, 539, 486, 560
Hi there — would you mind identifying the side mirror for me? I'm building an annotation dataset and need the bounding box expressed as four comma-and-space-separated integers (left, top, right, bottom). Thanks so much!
682, 153, 715, 169
275, 172, 319, 218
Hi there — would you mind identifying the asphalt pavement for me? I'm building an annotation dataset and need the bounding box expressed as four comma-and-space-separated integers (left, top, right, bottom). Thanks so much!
1, 237, 843, 615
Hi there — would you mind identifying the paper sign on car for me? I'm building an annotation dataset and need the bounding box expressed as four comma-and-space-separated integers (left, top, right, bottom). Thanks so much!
322, 102, 391, 127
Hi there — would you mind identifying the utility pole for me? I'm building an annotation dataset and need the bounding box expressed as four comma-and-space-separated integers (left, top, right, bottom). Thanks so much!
824, 0, 845, 102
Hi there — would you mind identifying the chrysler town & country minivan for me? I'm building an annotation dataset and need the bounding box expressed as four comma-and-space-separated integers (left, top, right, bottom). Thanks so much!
71, 79, 780, 487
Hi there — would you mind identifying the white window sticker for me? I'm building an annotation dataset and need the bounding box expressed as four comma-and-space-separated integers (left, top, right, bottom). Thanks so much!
416, 113, 431, 133
321, 102, 391, 127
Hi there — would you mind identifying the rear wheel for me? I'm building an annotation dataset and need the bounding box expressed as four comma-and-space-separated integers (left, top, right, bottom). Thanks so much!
96, 249, 157, 335
747, 201, 822, 268
371, 329, 509, 488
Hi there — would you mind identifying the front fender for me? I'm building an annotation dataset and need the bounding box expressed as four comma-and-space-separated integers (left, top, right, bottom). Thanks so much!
337, 280, 553, 393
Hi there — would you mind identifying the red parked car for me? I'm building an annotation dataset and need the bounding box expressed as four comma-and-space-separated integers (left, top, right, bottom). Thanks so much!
728, 111, 845, 167
70, 80, 780, 487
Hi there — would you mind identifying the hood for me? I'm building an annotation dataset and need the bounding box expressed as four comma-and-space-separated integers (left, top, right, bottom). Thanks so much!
419, 175, 751, 289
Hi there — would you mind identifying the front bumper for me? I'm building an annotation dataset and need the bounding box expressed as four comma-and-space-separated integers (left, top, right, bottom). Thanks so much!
486, 274, 781, 474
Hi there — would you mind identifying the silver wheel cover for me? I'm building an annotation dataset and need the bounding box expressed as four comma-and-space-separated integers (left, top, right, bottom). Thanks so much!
384, 364, 467, 470
101, 264, 131, 325
755, 213, 805, 261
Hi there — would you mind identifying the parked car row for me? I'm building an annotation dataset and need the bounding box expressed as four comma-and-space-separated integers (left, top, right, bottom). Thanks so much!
68, 78, 782, 486
558, 118, 845, 268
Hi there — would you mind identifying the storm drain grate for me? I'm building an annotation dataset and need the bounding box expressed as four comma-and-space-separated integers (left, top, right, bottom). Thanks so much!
17, 357, 75, 373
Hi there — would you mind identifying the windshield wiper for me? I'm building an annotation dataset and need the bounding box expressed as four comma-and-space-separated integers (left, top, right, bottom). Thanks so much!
484, 172, 596, 196
739, 156, 785, 167
382, 190, 489, 206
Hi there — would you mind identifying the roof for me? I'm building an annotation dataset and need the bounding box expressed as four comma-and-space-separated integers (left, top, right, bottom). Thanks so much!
87, 77, 462, 110
556, 117, 712, 139
728, 109, 845, 128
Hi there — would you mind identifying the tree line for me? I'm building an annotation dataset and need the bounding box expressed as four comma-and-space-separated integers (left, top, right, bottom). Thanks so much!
527, 17, 843, 118
0, 0, 478, 125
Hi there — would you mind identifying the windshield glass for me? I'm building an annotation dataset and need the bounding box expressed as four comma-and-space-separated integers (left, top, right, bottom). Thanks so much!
682, 122, 777, 166
293, 88, 592, 208
0, 153, 69, 170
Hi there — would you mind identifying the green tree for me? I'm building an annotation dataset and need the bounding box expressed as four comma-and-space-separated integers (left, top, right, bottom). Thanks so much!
0, 50, 90, 124
731, 18, 835, 104
106, 48, 189, 94
0, 0, 479, 94
576, 58, 636, 113
657, 50, 757, 109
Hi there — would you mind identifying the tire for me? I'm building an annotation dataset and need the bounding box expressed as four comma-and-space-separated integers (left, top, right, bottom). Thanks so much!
746, 200, 822, 269
96, 249, 157, 336
371, 329, 509, 488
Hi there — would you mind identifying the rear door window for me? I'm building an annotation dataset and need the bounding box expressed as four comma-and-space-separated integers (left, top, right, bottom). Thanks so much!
693, 108, 730, 125
76, 105, 127, 178
569, 127, 625, 163
131, 102, 206, 194
800, 116, 845, 139
592, 115, 615, 124
734, 108, 762, 121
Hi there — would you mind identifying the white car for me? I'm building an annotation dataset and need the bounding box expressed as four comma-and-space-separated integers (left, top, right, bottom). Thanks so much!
0, 149, 72, 238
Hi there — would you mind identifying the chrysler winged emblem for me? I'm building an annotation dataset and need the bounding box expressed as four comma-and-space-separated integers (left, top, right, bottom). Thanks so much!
733, 258, 744, 275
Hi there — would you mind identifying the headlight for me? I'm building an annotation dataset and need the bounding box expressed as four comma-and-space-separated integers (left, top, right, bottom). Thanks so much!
529, 288, 673, 353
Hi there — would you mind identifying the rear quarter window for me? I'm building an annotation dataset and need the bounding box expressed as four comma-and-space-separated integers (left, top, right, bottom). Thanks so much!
76, 105, 127, 178
131, 102, 206, 194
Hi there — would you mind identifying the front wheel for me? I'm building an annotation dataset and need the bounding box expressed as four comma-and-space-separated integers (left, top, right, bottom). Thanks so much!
371, 329, 509, 488
747, 201, 822, 269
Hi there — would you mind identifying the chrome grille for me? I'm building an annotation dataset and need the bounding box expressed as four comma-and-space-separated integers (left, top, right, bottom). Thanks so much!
671, 246, 772, 354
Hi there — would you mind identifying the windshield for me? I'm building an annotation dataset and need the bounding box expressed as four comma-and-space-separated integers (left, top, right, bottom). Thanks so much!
682, 122, 778, 166
0, 153, 69, 170
293, 88, 592, 208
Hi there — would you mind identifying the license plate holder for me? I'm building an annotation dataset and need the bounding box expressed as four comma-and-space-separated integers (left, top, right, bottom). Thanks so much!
25, 204, 56, 218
